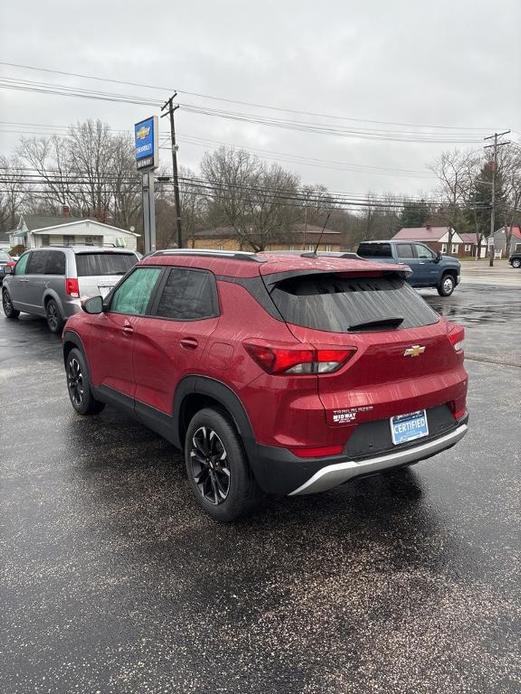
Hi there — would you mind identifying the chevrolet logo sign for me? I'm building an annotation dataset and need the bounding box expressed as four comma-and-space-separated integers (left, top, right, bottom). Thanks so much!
136, 126, 150, 140
403, 345, 426, 357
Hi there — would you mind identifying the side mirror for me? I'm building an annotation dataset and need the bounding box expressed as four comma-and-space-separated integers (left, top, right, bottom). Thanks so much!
4, 264, 13, 274
82, 295, 104, 314
434, 251, 442, 262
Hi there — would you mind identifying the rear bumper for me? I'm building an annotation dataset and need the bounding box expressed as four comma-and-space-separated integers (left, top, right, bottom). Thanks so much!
288, 423, 467, 495
248, 414, 468, 496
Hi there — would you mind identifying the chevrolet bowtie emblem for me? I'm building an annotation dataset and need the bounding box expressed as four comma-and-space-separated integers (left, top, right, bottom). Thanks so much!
403, 345, 426, 357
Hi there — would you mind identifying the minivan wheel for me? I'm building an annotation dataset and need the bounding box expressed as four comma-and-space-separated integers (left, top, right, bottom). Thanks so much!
46, 298, 64, 334
437, 273, 455, 297
512, 258, 521, 269
2, 289, 20, 319
66, 348, 105, 415
184, 408, 261, 522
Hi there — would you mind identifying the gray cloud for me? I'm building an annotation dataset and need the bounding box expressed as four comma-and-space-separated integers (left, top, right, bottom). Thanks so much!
1, 0, 519, 196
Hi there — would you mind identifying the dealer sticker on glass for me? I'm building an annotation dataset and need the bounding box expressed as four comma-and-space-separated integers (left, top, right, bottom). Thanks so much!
390, 410, 429, 445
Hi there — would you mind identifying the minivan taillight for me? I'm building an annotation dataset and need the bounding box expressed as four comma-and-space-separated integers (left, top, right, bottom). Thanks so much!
65, 278, 80, 298
244, 342, 355, 375
448, 324, 464, 353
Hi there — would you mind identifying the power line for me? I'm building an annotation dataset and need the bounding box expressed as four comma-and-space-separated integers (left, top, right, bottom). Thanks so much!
0, 60, 497, 132
0, 77, 486, 144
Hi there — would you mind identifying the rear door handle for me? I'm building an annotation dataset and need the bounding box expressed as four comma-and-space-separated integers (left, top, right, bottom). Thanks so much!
19, 278, 29, 282
122, 323, 134, 336
180, 337, 199, 350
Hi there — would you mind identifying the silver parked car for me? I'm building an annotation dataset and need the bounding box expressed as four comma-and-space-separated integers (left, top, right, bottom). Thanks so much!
2, 246, 139, 333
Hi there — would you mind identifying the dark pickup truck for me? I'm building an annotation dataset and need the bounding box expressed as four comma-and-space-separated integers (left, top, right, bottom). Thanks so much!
357, 240, 461, 296
509, 252, 521, 269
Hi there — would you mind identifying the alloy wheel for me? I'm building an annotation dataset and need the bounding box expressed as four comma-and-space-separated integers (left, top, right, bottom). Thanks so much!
443, 276, 454, 294
67, 357, 84, 406
190, 426, 231, 505
47, 302, 59, 330
3, 291, 12, 314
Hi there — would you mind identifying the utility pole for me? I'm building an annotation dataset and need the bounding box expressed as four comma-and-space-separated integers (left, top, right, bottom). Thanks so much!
161, 93, 183, 248
484, 130, 510, 266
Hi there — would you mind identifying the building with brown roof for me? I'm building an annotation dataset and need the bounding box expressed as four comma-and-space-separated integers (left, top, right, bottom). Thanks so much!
192, 224, 343, 252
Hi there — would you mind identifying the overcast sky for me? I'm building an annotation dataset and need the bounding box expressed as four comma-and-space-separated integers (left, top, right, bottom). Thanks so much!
1, 0, 519, 197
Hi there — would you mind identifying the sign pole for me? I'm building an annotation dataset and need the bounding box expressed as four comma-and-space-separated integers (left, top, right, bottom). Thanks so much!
142, 173, 157, 255
148, 172, 156, 253
135, 115, 159, 254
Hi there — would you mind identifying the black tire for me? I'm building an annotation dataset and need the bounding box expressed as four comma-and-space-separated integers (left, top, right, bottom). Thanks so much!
2, 289, 20, 319
46, 298, 64, 334
512, 258, 521, 269
184, 407, 261, 522
437, 273, 456, 297
66, 347, 105, 415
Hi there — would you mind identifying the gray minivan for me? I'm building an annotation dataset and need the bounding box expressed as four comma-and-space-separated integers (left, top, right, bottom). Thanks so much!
2, 246, 139, 333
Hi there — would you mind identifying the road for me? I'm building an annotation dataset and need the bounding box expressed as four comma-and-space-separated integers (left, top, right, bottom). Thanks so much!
1, 280, 520, 694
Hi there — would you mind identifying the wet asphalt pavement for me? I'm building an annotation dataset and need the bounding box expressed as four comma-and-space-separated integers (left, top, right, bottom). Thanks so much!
1, 282, 520, 694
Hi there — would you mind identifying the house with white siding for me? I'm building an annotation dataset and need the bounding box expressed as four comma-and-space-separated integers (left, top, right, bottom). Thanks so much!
8, 213, 139, 251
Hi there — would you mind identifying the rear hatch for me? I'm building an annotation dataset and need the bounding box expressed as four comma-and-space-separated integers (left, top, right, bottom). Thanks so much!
75, 251, 137, 298
263, 267, 464, 424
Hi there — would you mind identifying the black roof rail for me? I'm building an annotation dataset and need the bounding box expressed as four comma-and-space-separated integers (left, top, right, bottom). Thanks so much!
152, 248, 265, 262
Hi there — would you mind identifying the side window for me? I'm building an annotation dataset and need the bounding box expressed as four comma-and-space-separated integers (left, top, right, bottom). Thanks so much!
155, 268, 218, 320
14, 252, 31, 275
396, 244, 415, 259
415, 244, 434, 260
45, 251, 66, 275
26, 251, 49, 275
110, 267, 161, 316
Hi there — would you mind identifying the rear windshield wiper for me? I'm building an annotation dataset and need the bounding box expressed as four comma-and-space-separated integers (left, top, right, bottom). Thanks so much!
348, 317, 404, 331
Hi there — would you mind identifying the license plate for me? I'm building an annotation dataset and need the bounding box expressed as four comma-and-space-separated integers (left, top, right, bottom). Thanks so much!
390, 410, 429, 445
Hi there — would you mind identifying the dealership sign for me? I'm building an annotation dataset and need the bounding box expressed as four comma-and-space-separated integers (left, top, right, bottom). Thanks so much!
134, 115, 158, 170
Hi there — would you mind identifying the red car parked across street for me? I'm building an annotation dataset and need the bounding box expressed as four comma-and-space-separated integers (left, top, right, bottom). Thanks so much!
62, 249, 469, 521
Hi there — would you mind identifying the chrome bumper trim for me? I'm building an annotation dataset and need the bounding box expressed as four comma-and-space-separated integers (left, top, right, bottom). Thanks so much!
288, 424, 468, 496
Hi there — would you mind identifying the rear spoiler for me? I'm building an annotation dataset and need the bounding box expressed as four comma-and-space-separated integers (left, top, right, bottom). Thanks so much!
261, 266, 412, 288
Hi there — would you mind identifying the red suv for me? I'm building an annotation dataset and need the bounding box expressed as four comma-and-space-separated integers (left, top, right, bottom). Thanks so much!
62, 250, 468, 521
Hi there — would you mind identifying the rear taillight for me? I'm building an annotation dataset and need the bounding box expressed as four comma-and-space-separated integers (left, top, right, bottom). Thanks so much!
65, 278, 80, 298
244, 342, 355, 375
448, 324, 464, 353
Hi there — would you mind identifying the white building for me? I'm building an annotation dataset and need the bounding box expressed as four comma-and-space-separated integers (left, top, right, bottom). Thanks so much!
9, 214, 139, 251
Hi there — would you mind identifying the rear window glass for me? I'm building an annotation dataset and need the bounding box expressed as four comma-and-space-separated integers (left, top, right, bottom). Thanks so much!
0, 250, 10, 261
270, 273, 438, 332
75, 253, 136, 277
357, 243, 392, 258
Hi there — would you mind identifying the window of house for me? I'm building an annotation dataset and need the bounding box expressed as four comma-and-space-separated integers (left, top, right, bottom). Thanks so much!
464, 244, 471, 253
63, 235, 75, 246
451, 244, 458, 254
441, 244, 448, 253
110, 267, 162, 316
154, 268, 218, 321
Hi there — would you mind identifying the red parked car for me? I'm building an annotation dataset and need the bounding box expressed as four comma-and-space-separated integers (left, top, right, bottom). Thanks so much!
62, 250, 468, 521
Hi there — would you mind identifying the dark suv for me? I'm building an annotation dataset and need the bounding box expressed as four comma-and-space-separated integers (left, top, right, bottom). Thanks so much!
62, 250, 468, 521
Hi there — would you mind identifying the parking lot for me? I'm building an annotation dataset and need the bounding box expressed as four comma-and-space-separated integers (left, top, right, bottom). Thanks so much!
1, 274, 520, 693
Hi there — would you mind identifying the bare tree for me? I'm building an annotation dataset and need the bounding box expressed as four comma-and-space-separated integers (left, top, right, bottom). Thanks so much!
499, 144, 521, 254
0, 155, 27, 231
430, 149, 479, 250
201, 147, 300, 251
18, 120, 141, 228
